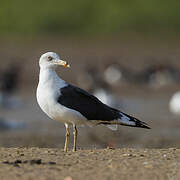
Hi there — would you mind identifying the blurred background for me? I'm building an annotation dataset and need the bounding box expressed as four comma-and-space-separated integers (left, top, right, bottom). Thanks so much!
0, 0, 180, 149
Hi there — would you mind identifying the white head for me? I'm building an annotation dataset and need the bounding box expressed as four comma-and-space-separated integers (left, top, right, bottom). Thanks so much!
39, 52, 70, 69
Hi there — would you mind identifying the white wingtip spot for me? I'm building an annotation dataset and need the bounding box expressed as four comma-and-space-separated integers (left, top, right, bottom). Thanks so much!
119, 112, 136, 126
105, 124, 118, 131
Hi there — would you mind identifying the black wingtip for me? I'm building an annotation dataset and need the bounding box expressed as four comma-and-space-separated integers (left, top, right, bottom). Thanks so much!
140, 124, 151, 129
120, 112, 151, 129
122, 122, 151, 129
134, 119, 151, 129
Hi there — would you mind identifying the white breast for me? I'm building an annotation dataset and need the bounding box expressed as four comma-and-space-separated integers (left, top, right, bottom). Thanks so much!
37, 68, 66, 118
36, 84, 56, 118
36, 68, 87, 125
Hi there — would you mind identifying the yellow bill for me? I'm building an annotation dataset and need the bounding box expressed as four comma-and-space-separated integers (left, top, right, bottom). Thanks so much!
57, 60, 70, 68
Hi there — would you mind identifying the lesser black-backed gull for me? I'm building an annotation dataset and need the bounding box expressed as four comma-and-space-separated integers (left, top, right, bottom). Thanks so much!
36, 52, 150, 152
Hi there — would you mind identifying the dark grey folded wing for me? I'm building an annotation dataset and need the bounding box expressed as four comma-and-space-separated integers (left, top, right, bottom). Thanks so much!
57, 85, 120, 120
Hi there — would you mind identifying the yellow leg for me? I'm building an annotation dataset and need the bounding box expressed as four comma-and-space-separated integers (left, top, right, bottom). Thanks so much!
64, 124, 70, 152
73, 125, 78, 152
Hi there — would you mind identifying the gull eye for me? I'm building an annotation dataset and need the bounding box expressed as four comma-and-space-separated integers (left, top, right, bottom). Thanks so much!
48, 56, 53, 61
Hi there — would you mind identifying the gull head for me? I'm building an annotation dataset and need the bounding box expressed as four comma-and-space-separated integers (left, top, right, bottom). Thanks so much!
39, 52, 70, 69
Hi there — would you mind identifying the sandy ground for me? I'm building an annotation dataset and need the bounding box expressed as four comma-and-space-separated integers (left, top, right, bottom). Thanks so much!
0, 147, 180, 180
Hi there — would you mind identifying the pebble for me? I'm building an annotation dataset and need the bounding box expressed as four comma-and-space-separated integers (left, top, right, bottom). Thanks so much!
30, 159, 42, 165
14, 160, 22, 164
64, 176, 72, 180
48, 162, 56, 165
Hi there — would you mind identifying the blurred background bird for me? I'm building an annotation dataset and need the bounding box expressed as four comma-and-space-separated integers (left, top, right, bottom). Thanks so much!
0, 62, 23, 109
